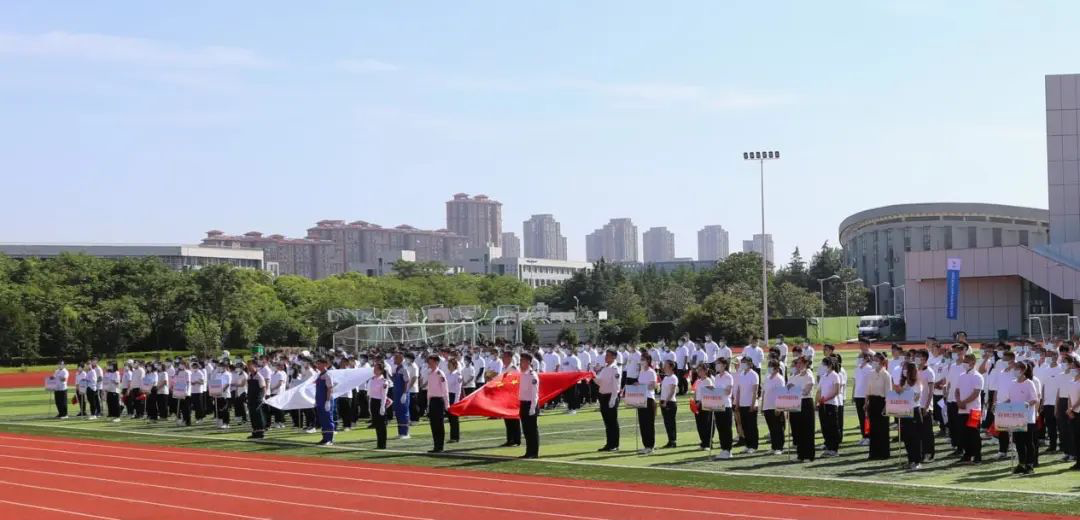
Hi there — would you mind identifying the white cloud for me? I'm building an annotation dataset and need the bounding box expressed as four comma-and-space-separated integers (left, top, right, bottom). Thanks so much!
337, 58, 400, 73
0, 31, 271, 69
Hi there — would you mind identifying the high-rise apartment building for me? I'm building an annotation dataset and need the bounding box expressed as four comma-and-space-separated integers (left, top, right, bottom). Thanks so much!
446, 193, 502, 248
741, 233, 775, 264
306, 220, 467, 276
586, 218, 638, 262
523, 214, 567, 260
642, 227, 675, 263
501, 232, 521, 258
697, 225, 730, 261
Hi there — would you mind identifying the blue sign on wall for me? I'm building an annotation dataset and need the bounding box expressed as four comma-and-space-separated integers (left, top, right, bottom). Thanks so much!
946, 258, 962, 320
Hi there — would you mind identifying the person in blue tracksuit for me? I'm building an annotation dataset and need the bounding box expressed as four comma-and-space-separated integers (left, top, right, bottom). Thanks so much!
391, 352, 413, 440
314, 358, 336, 446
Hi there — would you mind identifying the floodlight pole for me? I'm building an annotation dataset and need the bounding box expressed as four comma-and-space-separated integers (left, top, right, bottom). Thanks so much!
743, 150, 780, 345
872, 281, 891, 316
843, 278, 863, 317
817, 275, 840, 320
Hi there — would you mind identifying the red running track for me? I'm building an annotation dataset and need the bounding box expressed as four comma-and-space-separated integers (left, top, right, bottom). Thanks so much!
0, 433, 1071, 520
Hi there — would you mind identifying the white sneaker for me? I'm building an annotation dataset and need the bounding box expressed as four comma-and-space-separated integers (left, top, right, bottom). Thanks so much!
321, 441, 334, 447
637, 448, 653, 455
304, 428, 317, 434
772, 450, 783, 456
821, 450, 838, 458
111, 418, 120, 423
909, 463, 922, 471
744, 448, 756, 455
857, 438, 869, 446
344, 427, 351, 432
701, 446, 711, 451
997, 452, 1009, 460
717, 450, 732, 460
567, 410, 577, 415
397, 434, 411, 440
88, 415, 97, 420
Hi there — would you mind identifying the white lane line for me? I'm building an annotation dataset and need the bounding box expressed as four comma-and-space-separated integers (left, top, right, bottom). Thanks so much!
0, 465, 434, 520
0, 449, 796, 520
0, 478, 266, 520
0, 499, 120, 520
4, 421, 1075, 501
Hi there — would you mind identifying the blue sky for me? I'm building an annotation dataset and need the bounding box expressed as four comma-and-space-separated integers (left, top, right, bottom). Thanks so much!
0, 1, 1073, 262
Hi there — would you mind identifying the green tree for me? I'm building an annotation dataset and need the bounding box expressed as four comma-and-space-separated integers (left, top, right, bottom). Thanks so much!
604, 281, 648, 343
776, 247, 811, 289
770, 281, 820, 318
92, 296, 151, 357
677, 291, 761, 343
184, 314, 222, 358
391, 260, 448, 278
808, 245, 870, 316
521, 321, 540, 346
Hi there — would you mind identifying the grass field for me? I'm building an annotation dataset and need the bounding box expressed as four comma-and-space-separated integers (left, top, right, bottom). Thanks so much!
1, 385, 1077, 516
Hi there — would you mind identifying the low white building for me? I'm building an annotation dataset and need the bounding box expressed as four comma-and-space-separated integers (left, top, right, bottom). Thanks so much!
0, 243, 266, 272
491, 257, 590, 287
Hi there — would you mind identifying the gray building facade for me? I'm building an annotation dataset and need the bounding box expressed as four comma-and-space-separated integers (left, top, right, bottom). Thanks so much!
586, 218, 638, 262
523, 214, 567, 260
643, 227, 675, 263
697, 225, 730, 261
446, 193, 502, 248
501, 232, 521, 258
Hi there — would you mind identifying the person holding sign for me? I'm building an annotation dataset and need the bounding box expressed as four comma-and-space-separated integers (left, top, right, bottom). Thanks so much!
894, 362, 923, 469
865, 353, 892, 461
761, 360, 786, 455
734, 356, 760, 455
955, 354, 985, 464
787, 357, 816, 462
659, 360, 679, 449
632, 353, 658, 455
693, 364, 714, 450
1006, 361, 1040, 475
708, 358, 735, 460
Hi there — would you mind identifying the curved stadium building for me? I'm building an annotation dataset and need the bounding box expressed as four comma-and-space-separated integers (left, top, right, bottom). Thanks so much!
839, 203, 1050, 333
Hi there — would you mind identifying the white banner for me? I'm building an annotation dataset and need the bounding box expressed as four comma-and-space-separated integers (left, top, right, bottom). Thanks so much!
264, 368, 373, 411
994, 402, 1029, 432
623, 384, 648, 409
886, 389, 915, 418
700, 386, 728, 411
775, 391, 802, 412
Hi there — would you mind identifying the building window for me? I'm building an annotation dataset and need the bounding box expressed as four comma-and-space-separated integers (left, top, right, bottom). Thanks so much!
903, 228, 911, 252
943, 226, 953, 249
967, 226, 977, 248
1019, 230, 1029, 246
922, 226, 932, 251
992, 227, 1002, 247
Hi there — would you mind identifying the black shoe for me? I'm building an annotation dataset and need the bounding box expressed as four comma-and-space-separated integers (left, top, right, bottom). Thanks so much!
500, 442, 515, 447
1012, 465, 1024, 474
427, 449, 444, 454
597, 446, 614, 452
661, 442, 676, 449
518, 454, 538, 459
1070, 464, 1080, 471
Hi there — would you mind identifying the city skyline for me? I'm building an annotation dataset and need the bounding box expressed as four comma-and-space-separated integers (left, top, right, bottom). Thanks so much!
0, 3, 1066, 262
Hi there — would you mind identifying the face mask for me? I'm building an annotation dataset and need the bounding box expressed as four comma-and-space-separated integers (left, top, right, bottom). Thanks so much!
966, 363, 976, 371
871, 362, 881, 370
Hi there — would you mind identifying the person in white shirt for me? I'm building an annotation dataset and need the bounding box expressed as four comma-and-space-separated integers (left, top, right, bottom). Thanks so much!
993, 351, 1018, 459
761, 360, 786, 455
802, 341, 815, 363
172, 361, 192, 426
1063, 356, 1080, 470
955, 354, 985, 463
733, 356, 760, 454
424, 355, 449, 453
789, 357, 817, 462
709, 358, 735, 460
1007, 361, 1040, 475
675, 336, 692, 394
367, 362, 392, 449
231, 363, 248, 424
716, 339, 733, 362
244, 360, 267, 440
189, 361, 207, 423
518, 352, 541, 459
560, 351, 583, 414
944, 344, 969, 453
659, 360, 679, 449
774, 335, 789, 364
596, 350, 622, 452
89, 358, 104, 419
692, 364, 714, 450
914, 350, 936, 461
83, 363, 101, 420
74, 364, 88, 417
446, 357, 463, 444
51, 361, 70, 419
268, 362, 288, 428
865, 353, 892, 461
895, 361, 924, 469
101, 362, 121, 421
851, 353, 873, 447
625, 348, 642, 384
210, 363, 233, 429
141, 364, 159, 421
816, 357, 843, 457
1036, 348, 1063, 453
703, 335, 720, 364
634, 353, 659, 455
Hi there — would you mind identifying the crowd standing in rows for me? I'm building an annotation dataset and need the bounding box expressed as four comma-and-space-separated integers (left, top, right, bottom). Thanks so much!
46, 332, 1080, 474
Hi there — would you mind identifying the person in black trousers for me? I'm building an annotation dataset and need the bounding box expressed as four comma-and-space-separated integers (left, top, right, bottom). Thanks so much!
635, 353, 659, 455
762, 360, 786, 454
692, 364, 713, 449
447, 358, 462, 443
956, 354, 984, 464
368, 364, 390, 449
518, 353, 541, 459
897, 362, 924, 469
866, 353, 892, 461
425, 355, 448, 454
246, 361, 267, 439
498, 351, 522, 447
596, 350, 622, 452
916, 350, 936, 462
51, 361, 69, 419
659, 361, 679, 449
816, 357, 842, 457
788, 357, 816, 462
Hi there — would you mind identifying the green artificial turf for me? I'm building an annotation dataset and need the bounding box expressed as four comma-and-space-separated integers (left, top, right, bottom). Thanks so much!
0, 386, 1076, 515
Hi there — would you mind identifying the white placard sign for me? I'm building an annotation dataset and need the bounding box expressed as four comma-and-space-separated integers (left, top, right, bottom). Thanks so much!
623, 383, 648, 409
775, 390, 802, 412
886, 389, 916, 418
699, 385, 727, 411
994, 403, 1030, 432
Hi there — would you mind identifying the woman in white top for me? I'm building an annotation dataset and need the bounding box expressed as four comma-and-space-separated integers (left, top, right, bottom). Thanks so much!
142, 365, 159, 422
446, 358, 463, 443
659, 360, 679, 449
460, 357, 476, 397
816, 356, 843, 457
635, 352, 658, 454
761, 360, 786, 455
710, 357, 735, 460
190, 361, 207, 423
232, 364, 248, 424
173, 362, 192, 426
1007, 361, 1041, 475
692, 364, 714, 450
788, 356, 816, 462
733, 356, 760, 454
103, 362, 122, 421
211, 364, 233, 429
852, 353, 873, 446
75, 364, 88, 417
367, 363, 392, 449
895, 362, 923, 469
154, 362, 170, 421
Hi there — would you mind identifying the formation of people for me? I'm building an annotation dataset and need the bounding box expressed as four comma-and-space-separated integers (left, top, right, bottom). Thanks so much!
45, 333, 1080, 474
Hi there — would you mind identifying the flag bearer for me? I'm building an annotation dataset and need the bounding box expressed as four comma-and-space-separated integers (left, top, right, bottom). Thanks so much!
517, 352, 541, 459
426, 355, 449, 453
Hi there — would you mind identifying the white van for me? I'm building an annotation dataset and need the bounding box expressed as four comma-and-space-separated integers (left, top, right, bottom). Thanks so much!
858, 315, 904, 341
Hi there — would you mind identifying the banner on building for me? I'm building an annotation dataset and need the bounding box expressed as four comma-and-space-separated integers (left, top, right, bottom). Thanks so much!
946, 257, 961, 320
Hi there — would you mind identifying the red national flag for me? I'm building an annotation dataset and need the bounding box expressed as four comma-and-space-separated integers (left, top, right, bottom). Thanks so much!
689, 379, 700, 415
449, 371, 594, 419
